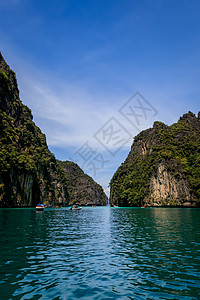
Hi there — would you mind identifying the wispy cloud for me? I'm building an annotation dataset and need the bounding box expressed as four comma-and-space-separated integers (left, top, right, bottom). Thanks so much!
19, 74, 116, 148
20, 75, 160, 154
15, 60, 136, 151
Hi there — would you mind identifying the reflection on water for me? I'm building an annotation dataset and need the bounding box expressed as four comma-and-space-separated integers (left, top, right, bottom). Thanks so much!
0, 207, 200, 299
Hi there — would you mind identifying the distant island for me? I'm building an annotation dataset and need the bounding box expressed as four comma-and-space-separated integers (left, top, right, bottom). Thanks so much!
0, 52, 107, 207
110, 112, 200, 207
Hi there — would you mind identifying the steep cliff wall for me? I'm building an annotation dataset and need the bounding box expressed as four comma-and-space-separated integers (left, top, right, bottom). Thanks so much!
0, 52, 69, 207
146, 162, 192, 206
0, 53, 107, 207
110, 112, 200, 207
59, 161, 107, 206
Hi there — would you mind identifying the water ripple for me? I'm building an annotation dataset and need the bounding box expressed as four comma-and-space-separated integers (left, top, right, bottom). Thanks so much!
0, 207, 200, 299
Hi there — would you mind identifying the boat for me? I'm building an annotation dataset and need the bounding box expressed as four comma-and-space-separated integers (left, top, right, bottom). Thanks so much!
36, 204, 45, 211
70, 205, 82, 211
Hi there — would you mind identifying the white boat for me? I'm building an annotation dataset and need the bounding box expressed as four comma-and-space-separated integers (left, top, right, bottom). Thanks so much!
70, 205, 82, 211
36, 204, 45, 211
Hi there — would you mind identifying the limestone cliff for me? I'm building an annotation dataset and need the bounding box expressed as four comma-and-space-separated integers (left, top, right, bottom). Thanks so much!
0, 52, 69, 207
146, 162, 191, 206
59, 161, 107, 206
110, 112, 200, 207
0, 52, 107, 207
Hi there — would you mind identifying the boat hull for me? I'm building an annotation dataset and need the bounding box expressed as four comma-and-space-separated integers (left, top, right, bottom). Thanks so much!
70, 206, 82, 211
36, 207, 44, 211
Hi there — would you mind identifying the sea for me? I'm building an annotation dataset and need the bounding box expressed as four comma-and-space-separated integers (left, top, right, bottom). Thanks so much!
0, 207, 199, 299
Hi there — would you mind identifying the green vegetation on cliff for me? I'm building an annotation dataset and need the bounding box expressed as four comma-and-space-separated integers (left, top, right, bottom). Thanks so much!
110, 112, 200, 207
0, 52, 69, 207
0, 52, 107, 207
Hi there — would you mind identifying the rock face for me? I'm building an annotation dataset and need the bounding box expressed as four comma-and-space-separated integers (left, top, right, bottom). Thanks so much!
0, 52, 107, 207
146, 163, 191, 206
110, 112, 200, 207
0, 52, 69, 207
59, 161, 107, 206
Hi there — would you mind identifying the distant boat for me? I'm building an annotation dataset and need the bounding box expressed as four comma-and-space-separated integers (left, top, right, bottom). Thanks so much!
114, 205, 118, 208
36, 204, 45, 211
70, 205, 82, 211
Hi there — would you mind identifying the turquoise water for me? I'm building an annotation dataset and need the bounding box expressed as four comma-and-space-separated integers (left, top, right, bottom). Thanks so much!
0, 207, 200, 299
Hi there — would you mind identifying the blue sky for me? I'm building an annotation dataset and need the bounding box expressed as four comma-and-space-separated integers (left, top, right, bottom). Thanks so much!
1, 0, 200, 195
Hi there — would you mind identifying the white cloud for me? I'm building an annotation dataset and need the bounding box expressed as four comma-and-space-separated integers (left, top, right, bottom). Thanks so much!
18, 71, 163, 156
19, 75, 114, 148
17, 65, 142, 153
